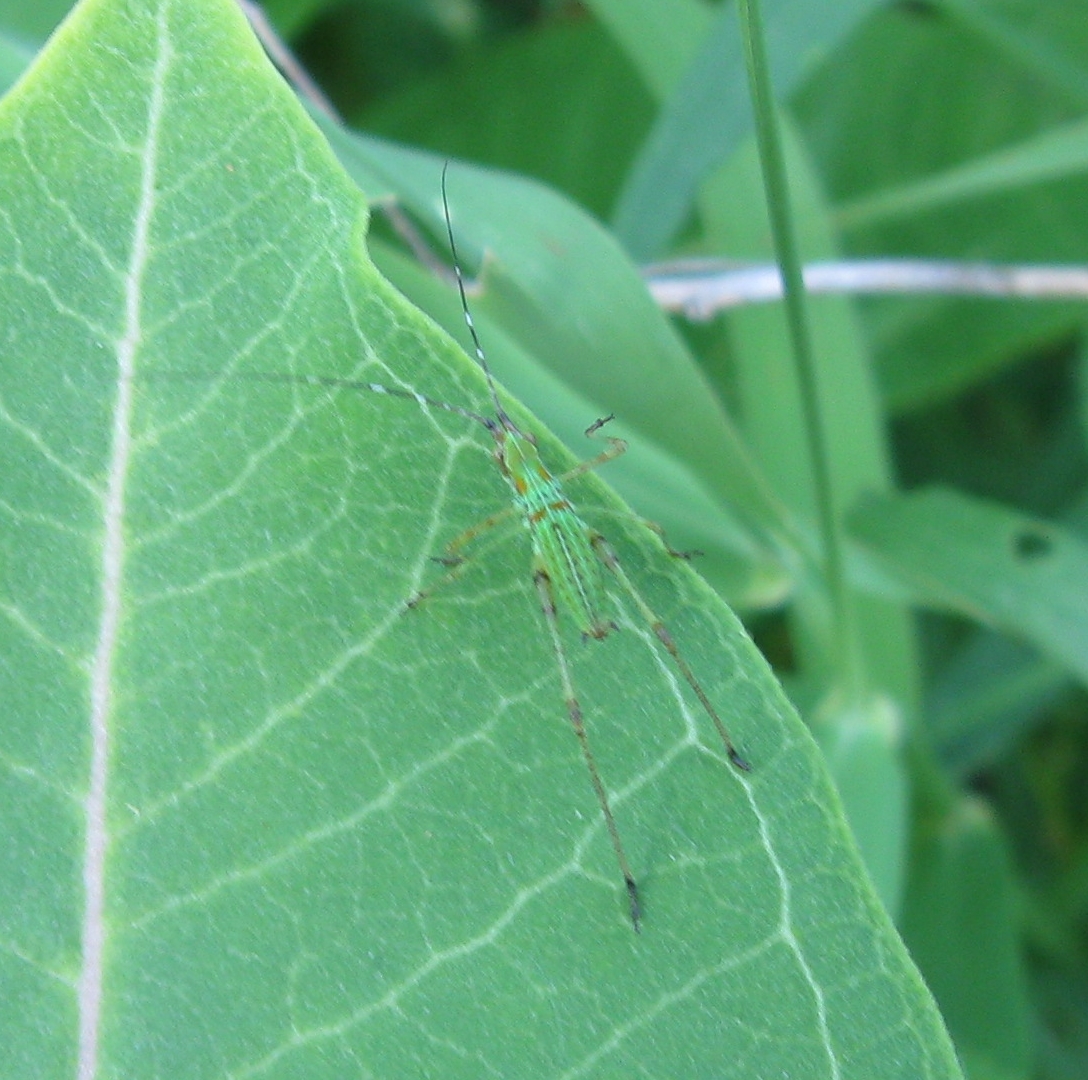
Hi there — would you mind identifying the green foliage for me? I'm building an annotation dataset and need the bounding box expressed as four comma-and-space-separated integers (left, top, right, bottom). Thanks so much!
2, 0, 1087, 1078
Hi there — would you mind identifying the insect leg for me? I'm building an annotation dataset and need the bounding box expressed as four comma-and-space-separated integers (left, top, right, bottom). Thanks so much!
577, 419, 701, 557
433, 503, 520, 566
552, 420, 627, 485
582, 510, 705, 561
636, 517, 703, 561
533, 566, 642, 932
591, 534, 751, 773
406, 515, 519, 609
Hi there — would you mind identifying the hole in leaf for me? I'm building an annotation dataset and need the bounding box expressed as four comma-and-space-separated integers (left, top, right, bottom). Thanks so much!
1013, 528, 1051, 561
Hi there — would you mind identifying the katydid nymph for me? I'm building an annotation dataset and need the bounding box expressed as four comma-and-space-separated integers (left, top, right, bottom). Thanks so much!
398, 164, 751, 930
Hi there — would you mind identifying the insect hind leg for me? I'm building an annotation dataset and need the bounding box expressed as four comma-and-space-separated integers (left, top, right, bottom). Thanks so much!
590, 533, 751, 773
588, 512, 703, 561
533, 566, 642, 932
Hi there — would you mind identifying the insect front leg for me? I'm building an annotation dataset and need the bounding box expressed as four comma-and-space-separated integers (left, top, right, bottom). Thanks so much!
551, 416, 628, 487
580, 418, 702, 559
532, 565, 642, 932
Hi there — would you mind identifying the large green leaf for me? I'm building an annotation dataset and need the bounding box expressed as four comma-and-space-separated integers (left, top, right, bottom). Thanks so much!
0, 0, 961, 1076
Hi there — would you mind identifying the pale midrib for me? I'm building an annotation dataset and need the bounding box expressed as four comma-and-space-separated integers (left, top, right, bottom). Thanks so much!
77, 15, 172, 1080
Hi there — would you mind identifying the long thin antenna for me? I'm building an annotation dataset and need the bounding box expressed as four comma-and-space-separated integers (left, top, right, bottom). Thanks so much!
440, 162, 515, 431
148, 369, 494, 429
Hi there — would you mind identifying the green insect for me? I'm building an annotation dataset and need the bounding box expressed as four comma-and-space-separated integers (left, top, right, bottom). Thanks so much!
269, 166, 751, 929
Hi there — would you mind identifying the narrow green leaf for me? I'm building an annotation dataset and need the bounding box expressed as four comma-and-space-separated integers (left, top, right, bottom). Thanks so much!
0, 0, 961, 1076
584, 0, 712, 100
939, 0, 1088, 105
0, 30, 34, 95
850, 487, 1088, 687
928, 630, 1071, 775
613, 0, 885, 260
903, 797, 1033, 1080
0, 0, 72, 43
838, 115, 1088, 230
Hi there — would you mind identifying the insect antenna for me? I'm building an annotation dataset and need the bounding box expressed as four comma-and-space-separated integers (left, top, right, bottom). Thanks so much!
440, 162, 517, 434
146, 368, 495, 430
